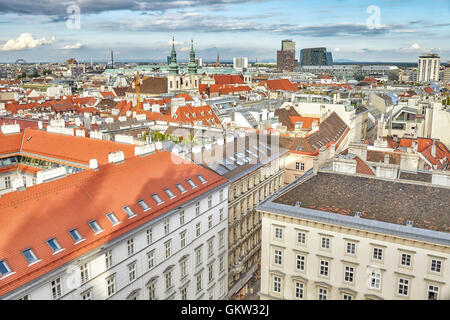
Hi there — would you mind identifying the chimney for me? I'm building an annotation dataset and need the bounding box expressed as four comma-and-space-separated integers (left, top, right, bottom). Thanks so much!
89, 159, 98, 170
108, 151, 125, 164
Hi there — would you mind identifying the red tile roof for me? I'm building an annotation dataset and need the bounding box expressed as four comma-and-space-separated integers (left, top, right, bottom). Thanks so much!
0, 150, 228, 296
288, 116, 320, 130
261, 79, 298, 92
355, 156, 375, 175
212, 75, 245, 85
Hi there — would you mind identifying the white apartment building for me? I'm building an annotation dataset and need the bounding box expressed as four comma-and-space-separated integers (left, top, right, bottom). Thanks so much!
418, 54, 440, 82
0, 151, 230, 300
257, 170, 450, 300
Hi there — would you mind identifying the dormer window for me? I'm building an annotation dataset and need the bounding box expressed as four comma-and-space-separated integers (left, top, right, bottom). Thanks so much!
123, 206, 136, 218
165, 188, 175, 199
46, 238, 63, 253
138, 200, 150, 211
176, 183, 187, 193
0, 260, 12, 277
197, 175, 207, 184
152, 193, 164, 205
106, 212, 120, 226
69, 229, 84, 243
88, 220, 103, 234
187, 178, 197, 189
22, 249, 39, 265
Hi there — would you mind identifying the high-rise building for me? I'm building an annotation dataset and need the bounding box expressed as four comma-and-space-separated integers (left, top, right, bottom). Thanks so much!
233, 57, 248, 71
444, 64, 450, 83
281, 40, 295, 52
418, 53, 440, 82
300, 47, 333, 66
277, 40, 298, 72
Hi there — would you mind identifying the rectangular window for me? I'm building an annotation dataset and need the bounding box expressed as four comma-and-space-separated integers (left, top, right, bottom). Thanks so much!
219, 230, 225, 248
187, 178, 197, 189
208, 195, 212, 209
106, 276, 115, 297
106, 212, 120, 225
196, 222, 201, 237
197, 175, 207, 184
318, 288, 328, 300
219, 208, 224, 221
128, 263, 137, 283
165, 240, 172, 259
195, 201, 200, 216
219, 256, 225, 272
146, 228, 153, 245
152, 194, 164, 205
196, 274, 202, 292
274, 249, 282, 265
181, 287, 187, 300
321, 237, 330, 249
208, 264, 214, 282
274, 227, 283, 240
88, 220, 103, 234
344, 266, 354, 283
176, 183, 187, 193
346, 242, 356, 255
207, 238, 214, 257
123, 206, 136, 218
320, 260, 329, 277
295, 282, 304, 299
164, 219, 170, 235
147, 251, 155, 270
196, 248, 202, 266
343, 294, 353, 300
401, 253, 411, 267
51, 278, 62, 300
273, 276, 281, 293
127, 238, 134, 256
373, 247, 383, 261
81, 290, 92, 300
296, 255, 305, 271
300, 163, 305, 171
295, 162, 300, 170
22, 248, 39, 264
398, 278, 409, 296
179, 211, 185, 225
165, 188, 175, 199
105, 250, 113, 269
4, 176, 11, 189
181, 260, 187, 278
219, 189, 224, 202
297, 232, 306, 245
80, 263, 89, 284
180, 231, 186, 248
208, 215, 213, 229
138, 199, 150, 211
370, 271, 381, 289
148, 282, 156, 300
428, 285, 439, 300
47, 238, 63, 253
0, 260, 12, 276
430, 259, 442, 273
69, 229, 83, 243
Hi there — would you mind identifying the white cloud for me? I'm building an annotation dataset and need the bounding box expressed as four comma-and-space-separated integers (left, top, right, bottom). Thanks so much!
60, 42, 83, 50
0, 33, 55, 51
334, 47, 340, 52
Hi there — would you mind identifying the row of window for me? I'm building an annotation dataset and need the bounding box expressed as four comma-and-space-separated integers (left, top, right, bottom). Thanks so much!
272, 276, 441, 300
0, 175, 210, 278
273, 227, 445, 274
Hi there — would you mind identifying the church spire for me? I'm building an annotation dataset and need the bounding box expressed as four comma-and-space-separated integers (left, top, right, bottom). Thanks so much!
168, 36, 179, 75
188, 38, 198, 74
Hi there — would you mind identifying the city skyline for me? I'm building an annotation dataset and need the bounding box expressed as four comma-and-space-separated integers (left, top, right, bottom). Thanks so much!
0, 0, 449, 63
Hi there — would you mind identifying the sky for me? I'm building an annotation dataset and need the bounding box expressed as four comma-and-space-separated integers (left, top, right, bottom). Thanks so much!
0, 0, 449, 63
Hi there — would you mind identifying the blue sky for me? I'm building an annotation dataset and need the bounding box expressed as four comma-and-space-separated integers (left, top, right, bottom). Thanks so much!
0, 0, 449, 63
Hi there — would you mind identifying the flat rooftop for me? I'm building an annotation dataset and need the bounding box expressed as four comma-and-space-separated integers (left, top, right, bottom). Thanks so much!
273, 172, 450, 233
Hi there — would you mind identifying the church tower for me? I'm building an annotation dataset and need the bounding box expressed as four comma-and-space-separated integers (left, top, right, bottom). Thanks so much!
168, 37, 179, 75
187, 38, 198, 74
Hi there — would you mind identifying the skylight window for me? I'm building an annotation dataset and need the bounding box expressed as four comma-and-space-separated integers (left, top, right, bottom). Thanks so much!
138, 200, 150, 211
176, 183, 187, 193
88, 220, 103, 234
106, 212, 120, 226
0, 260, 12, 277
69, 229, 84, 243
123, 206, 136, 218
152, 193, 164, 205
165, 188, 175, 199
46, 238, 63, 253
197, 175, 207, 184
22, 249, 39, 265
187, 178, 197, 189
